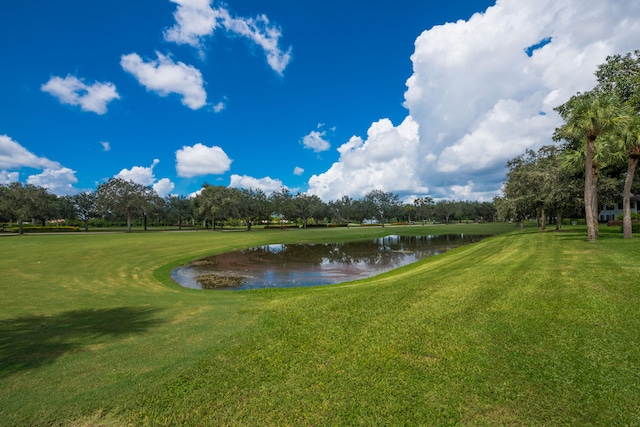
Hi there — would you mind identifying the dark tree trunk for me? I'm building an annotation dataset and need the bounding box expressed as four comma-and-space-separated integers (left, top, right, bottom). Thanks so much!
623, 155, 639, 239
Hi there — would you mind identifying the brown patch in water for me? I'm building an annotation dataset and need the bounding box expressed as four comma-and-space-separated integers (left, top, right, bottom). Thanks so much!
196, 273, 245, 289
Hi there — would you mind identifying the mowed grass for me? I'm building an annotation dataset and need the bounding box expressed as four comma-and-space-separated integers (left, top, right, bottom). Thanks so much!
1, 223, 640, 425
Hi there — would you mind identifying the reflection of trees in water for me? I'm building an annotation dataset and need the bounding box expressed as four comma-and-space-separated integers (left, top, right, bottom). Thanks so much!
221, 234, 484, 268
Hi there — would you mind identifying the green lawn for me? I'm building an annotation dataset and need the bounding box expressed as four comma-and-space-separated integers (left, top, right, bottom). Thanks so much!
1, 223, 640, 426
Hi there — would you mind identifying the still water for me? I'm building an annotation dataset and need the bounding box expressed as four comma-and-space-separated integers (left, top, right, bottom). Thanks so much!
172, 234, 486, 290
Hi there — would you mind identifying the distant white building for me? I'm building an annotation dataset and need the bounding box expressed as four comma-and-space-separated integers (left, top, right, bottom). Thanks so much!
599, 195, 640, 222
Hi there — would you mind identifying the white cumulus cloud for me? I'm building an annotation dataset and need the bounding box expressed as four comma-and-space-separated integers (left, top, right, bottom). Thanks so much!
308, 117, 427, 201
229, 174, 285, 193
27, 167, 78, 196
0, 134, 61, 170
121, 52, 207, 109
164, 0, 292, 74
115, 159, 160, 186
115, 159, 176, 197
0, 135, 79, 195
302, 130, 331, 153
308, 0, 640, 200
41, 75, 120, 115
153, 178, 176, 197
293, 166, 304, 176
175, 143, 232, 178
0, 170, 19, 184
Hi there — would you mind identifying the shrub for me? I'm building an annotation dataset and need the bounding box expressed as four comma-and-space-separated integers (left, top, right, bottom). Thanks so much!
11, 225, 80, 233
615, 212, 640, 221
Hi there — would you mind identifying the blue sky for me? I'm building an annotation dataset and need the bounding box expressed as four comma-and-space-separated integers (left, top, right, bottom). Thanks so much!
1, 1, 639, 201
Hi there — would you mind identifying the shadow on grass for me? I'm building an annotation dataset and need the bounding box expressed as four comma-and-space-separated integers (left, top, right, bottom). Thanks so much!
0, 306, 164, 379
553, 226, 628, 242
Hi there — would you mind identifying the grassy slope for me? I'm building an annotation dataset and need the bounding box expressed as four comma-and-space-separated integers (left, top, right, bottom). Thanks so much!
1, 224, 639, 425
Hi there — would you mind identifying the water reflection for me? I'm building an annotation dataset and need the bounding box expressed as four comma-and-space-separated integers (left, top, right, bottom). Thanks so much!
172, 234, 486, 290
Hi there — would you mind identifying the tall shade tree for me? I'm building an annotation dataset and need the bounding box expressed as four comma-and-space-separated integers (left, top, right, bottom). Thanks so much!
364, 190, 401, 227
607, 116, 640, 238
269, 187, 294, 226
434, 200, 458, 225
164, 195, 193, 230
292, 193, 324, 228
70, 191, 97, 231
596, 50, 640, 238
500, 146, 581, 230
414, 196, 434, 224
1, 183, 45, 234
194, 185, 236, 230
95, 178, 158, 233
330, 195, 353, 227
554, 91, 628, 241
235, 188, 268, 231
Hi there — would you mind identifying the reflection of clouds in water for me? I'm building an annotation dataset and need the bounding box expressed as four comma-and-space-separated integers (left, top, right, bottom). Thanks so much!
173, 234, 486, 290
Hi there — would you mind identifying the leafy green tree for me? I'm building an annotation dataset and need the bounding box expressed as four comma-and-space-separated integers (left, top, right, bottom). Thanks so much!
1, 183, 43, 234
413, 196, 434, 224
596, 51, 640, 238
292, 193, 324, 228
70, 192, 97, 231
194, 185, 236, 230
555, 91, 628, 241
364, 190, 401, 227
269, 187, 294, 226
350, 199, 369, 226
329, 195, 353, 226
434, 200, 457, 224
164, 195, 193, 230
32, 189, 60, 226
501, 146, 582, 230
473, 201, 497, 223
403, 204, 416, 223
0, 185, 8, 230
235, 188, 268, 231
95, 178, 158, 233
611, 117, 640, 238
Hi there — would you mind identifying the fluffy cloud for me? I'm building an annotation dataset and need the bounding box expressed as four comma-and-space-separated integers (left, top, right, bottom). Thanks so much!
229, 174, 285, 193
121, 52, 207, 109
115, 159, 160, 186
41, 75, 120, 114
27, 167, 78, 195
164, 0, 216, 47
0, 134, 60, 170
164, 0, 292, 74
308, 0, 640, 200
101, 141, 111, 152
115, 159, 175, 197
302, 130, 330, 153
212, 99, 226, 113
153, 178, 176, 197
0, 170, 19, 184
0, 135, 78, 195
308, 117, 428, 201
175, 143, 232, 177
293, 166, 304, 176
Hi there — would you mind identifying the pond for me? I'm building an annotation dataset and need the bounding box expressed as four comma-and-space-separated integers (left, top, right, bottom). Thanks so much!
172, 233, 487, 290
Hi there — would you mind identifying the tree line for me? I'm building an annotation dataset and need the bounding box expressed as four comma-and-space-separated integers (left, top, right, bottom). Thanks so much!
0, 178, 496, 234
496, 50, 640, 241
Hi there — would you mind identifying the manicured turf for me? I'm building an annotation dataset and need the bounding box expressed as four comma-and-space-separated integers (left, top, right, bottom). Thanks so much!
1, 223, 639, 425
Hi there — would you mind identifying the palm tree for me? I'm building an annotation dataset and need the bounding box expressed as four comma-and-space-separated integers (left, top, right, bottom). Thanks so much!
608, 114, 640, 238
555, 91, 628, 241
